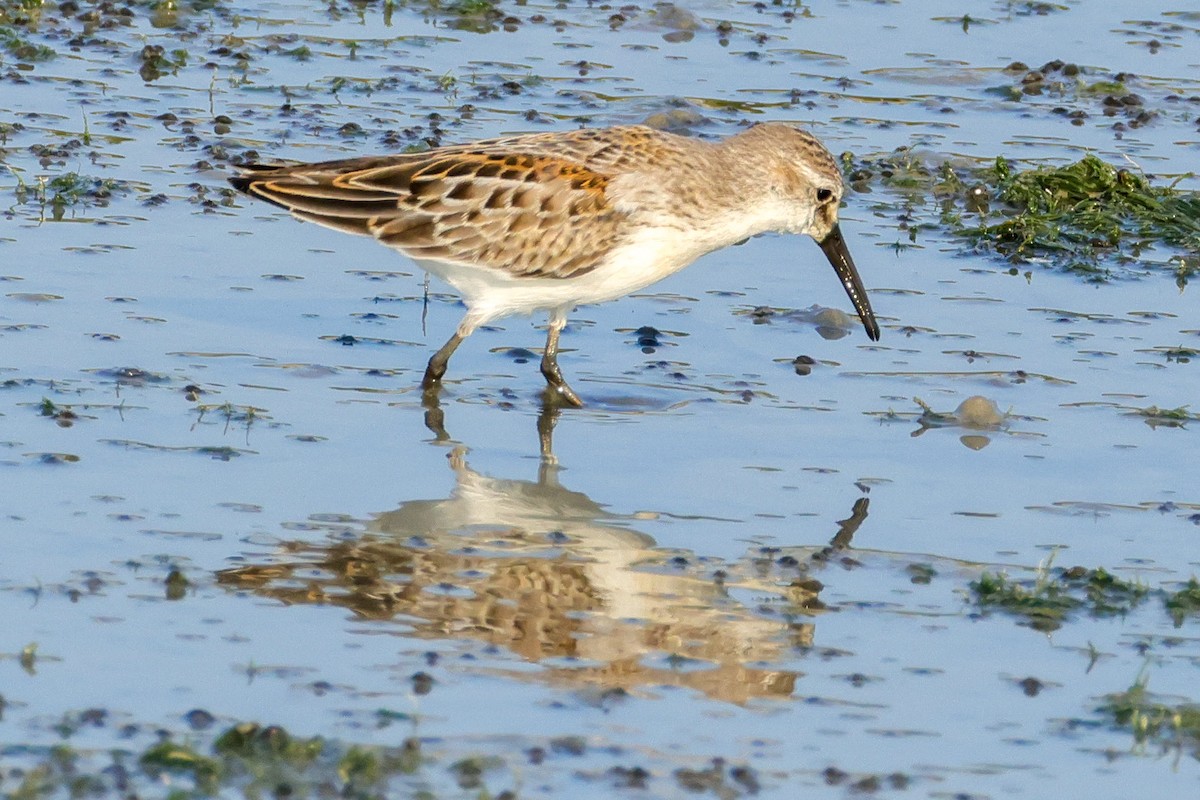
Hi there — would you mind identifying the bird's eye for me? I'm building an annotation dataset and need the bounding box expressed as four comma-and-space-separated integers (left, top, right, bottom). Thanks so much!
816, 188, 834, 203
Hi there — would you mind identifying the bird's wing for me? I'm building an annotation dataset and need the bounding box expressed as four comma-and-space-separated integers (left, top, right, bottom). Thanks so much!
232, 137, 645, 280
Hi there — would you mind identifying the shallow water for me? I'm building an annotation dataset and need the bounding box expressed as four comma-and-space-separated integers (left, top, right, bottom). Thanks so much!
3, 0, 1200, 796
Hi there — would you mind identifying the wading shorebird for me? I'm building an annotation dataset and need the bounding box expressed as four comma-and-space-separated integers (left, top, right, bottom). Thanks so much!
230, 123, 880, 406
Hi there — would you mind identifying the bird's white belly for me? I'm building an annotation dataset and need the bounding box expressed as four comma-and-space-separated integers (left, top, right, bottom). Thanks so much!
418, 227, 707, 324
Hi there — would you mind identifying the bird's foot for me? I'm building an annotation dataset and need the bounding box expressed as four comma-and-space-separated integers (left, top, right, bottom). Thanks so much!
421, 367, 444, 391
542, 381, 584, 409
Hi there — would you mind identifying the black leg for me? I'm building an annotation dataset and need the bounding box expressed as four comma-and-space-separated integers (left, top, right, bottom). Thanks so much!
539, 315, 583, 407
422, 330, 465, 389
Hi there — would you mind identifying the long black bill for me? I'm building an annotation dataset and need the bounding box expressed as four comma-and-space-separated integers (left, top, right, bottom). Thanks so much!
817, 224, 880, 342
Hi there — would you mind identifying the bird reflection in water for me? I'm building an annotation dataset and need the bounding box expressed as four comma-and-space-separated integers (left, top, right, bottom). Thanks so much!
217, 396, 871, 704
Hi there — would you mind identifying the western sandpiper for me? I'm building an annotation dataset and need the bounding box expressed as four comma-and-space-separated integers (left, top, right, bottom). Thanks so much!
230, 123, 879, 406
